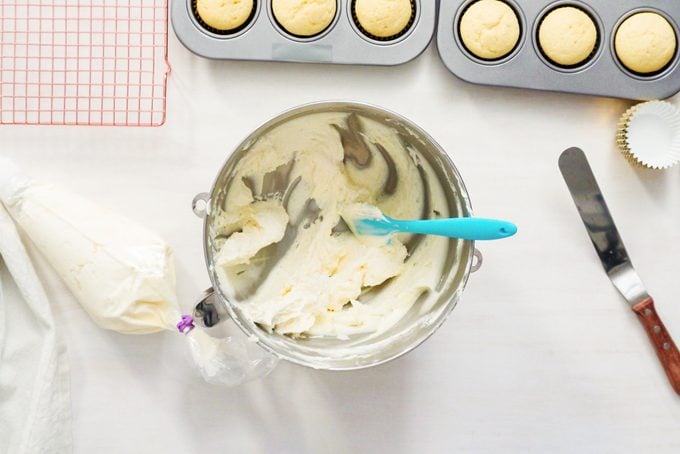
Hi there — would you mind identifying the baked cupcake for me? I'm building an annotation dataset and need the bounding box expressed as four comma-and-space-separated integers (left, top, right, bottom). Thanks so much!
272, 0, 337, 37
459, 0, 520, 60
195, 0, 255, 33
538, 6, 598, 67
353, 0, 415, 40
615, 12, 677, 75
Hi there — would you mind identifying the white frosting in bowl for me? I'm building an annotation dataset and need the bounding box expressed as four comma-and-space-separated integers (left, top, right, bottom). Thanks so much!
213, 110, 455, 341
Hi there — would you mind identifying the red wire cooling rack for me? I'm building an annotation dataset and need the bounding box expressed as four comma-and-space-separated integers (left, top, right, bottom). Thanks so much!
0, 0, 169, 126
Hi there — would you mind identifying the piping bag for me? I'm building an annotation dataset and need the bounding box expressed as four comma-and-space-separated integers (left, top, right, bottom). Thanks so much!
0, 158, 277, 385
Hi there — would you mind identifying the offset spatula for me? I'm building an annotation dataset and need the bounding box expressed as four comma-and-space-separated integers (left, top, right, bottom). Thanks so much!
559, 147, 680, 395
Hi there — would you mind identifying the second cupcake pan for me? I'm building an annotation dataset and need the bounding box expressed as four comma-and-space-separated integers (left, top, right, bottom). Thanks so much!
437, 0, 680, 100
172, 0, 436, 65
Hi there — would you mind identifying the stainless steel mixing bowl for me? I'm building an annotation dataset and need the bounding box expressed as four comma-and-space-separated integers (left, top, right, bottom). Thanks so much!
191, 101, 481, 370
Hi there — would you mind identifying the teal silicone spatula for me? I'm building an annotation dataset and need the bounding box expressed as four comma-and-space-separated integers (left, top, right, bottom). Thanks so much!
343, 204, 517, 241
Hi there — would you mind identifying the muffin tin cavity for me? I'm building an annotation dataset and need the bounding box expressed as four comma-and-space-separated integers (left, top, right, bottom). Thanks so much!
193, 0, 258, 36
174, 0, 435, 65
614, 10, 678, 76
537, 5, 600, 69
272, 0, 337, 38
458, 0, 522, 62
351, 0, 416, 42
438, 0, 680, 100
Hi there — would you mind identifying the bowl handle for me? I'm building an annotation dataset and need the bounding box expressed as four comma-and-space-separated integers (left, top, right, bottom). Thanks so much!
193, 287, 229, 327
471, 248, 483, 273
192, 192, 210, 218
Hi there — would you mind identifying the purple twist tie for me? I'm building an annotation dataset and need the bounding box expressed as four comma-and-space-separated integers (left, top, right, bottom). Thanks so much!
177, 315, 195, 335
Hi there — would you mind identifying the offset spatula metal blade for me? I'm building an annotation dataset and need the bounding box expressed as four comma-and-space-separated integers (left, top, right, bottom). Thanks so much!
558, 147, 648, 305
559, 147, 680, 395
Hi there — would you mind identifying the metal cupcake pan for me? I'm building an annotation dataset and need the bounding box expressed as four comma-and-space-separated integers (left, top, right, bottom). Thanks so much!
172, 0, 436, 65
437, 0, 680, 100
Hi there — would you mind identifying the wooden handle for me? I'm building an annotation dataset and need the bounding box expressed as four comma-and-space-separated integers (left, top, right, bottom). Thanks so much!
632, 297, 680, 395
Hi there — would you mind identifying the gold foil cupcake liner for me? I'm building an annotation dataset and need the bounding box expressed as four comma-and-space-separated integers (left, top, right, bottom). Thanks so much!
192, 0, 258, 36
351, 0, 417, 42
616, 100, 680, 170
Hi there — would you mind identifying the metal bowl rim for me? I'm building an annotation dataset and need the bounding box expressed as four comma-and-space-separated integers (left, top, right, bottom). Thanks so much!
200, 100, 476, 370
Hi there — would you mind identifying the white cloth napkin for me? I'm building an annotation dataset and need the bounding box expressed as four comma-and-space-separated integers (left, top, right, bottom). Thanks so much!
0, 204, 72, 453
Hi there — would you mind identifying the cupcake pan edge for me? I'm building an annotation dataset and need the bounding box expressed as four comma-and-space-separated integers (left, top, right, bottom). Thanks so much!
437, 0, 680, 100
173, 0, 434, 65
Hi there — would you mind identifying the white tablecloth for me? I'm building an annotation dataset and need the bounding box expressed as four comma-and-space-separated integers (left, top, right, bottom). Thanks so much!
1, 32, 680, 453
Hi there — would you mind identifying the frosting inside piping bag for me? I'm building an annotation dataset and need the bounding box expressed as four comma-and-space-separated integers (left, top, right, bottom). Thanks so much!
0, 157, 276, 385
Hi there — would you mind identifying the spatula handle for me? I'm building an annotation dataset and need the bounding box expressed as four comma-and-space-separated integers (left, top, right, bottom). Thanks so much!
632, 297, 680, 395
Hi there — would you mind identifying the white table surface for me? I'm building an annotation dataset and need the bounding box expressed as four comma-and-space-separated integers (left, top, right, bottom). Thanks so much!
2, 30, 680, 453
